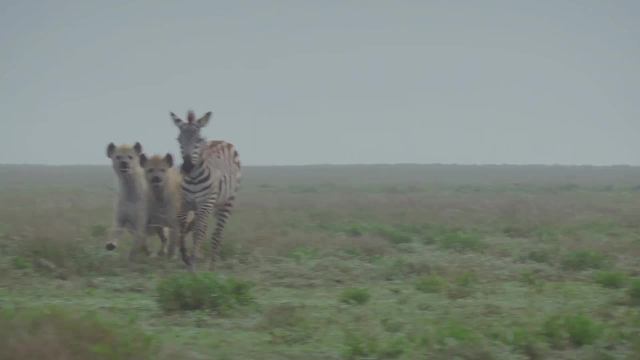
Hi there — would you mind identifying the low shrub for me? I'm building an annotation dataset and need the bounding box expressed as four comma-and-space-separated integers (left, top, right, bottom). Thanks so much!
594, 271, 627, 289
542, 314, 602, 348
561, 250, 608, 271
629, 279, 640, 306
340, 288, 371, 305
156, 273, 254, 312
564, 314, 602, 347
11, 256, 30, 270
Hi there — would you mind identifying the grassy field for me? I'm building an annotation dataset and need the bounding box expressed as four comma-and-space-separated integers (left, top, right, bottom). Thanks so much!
1, 164, 640, 359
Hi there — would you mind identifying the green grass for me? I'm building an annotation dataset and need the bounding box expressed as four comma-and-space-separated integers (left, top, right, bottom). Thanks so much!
415, 275, 447, 293
0, 307, 157, 360
2, 164, 640, 358
436, 230, 486, 252
561, 250, 609, 271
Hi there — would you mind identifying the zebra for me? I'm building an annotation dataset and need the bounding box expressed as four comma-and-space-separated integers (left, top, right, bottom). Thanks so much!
170, 110, 241, 270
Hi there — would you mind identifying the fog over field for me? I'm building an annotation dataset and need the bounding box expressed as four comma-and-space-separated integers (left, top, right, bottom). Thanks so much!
2, 1, 640, 166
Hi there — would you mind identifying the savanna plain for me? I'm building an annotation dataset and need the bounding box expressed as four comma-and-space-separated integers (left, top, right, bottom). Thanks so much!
1, 164, 640, 360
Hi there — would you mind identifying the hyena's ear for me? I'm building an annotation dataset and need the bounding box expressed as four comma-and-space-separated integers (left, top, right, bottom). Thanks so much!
164, 153, 174, 167
197, 111, 212, 128
133, 142, 143, 155
170, 112, 183, 127
139, 153, 148, 168
107, 143, 116, 158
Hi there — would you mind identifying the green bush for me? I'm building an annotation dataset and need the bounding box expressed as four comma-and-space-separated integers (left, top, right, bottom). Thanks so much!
594, 271, 627, 289
339, 288, 371, 305
11, 256, 30, 270
156, 273, 254, 312
542, 314, 602, 348
561, 250, 608, 271
415, 275, 447, 293
0, 307, 156, 360
629, 279, 640, 306
343, 330, 380, 359
564, 314, 602, 347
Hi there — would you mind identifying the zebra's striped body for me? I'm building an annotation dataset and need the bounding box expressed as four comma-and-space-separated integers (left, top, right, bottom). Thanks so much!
171, 111, 241, 270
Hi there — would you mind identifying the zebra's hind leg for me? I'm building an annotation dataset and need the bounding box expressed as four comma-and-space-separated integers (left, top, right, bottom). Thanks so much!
210, 202, 233, 266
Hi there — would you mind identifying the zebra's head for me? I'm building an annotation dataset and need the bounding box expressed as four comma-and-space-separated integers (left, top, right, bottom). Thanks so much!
139, 153, 174, 190
171, 110, 211, 174
106, 142, 143, 176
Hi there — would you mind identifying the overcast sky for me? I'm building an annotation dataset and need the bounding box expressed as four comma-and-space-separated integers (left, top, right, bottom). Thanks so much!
1, 1, 639, 165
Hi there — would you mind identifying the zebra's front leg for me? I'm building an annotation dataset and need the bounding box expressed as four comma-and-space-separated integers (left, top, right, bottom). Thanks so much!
210, 202, 233, 267
190, 209, 213, 271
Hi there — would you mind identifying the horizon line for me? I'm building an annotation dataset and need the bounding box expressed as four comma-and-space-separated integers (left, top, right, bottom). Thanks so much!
1, 162, 639, 168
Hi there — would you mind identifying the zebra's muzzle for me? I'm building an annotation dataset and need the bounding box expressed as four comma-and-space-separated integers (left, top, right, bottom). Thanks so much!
181, 157, 194, 174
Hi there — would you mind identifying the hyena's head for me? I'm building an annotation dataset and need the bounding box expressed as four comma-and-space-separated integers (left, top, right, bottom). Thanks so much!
106, 142, 143, 176
139, 153, 174, 189
170, 110, 211, 174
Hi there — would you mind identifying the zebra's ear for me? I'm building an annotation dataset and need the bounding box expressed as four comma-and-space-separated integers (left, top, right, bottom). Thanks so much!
164, 153, 174, 167
133, 142, 143, 155
107, 143, 116, 158
170, 112, 183, 127
139, 153, 148, 168
196, 112, 212, 128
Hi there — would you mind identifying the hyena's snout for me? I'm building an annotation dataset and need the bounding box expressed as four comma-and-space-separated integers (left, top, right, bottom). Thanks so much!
105, 242, 117, 251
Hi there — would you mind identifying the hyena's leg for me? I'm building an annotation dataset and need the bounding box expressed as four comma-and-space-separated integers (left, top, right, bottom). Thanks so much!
155, 227, 169, 256
210, 201, 234, 264
129, 222, 150, 261
105, 226, 124, 251
167, 227, 179, 259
